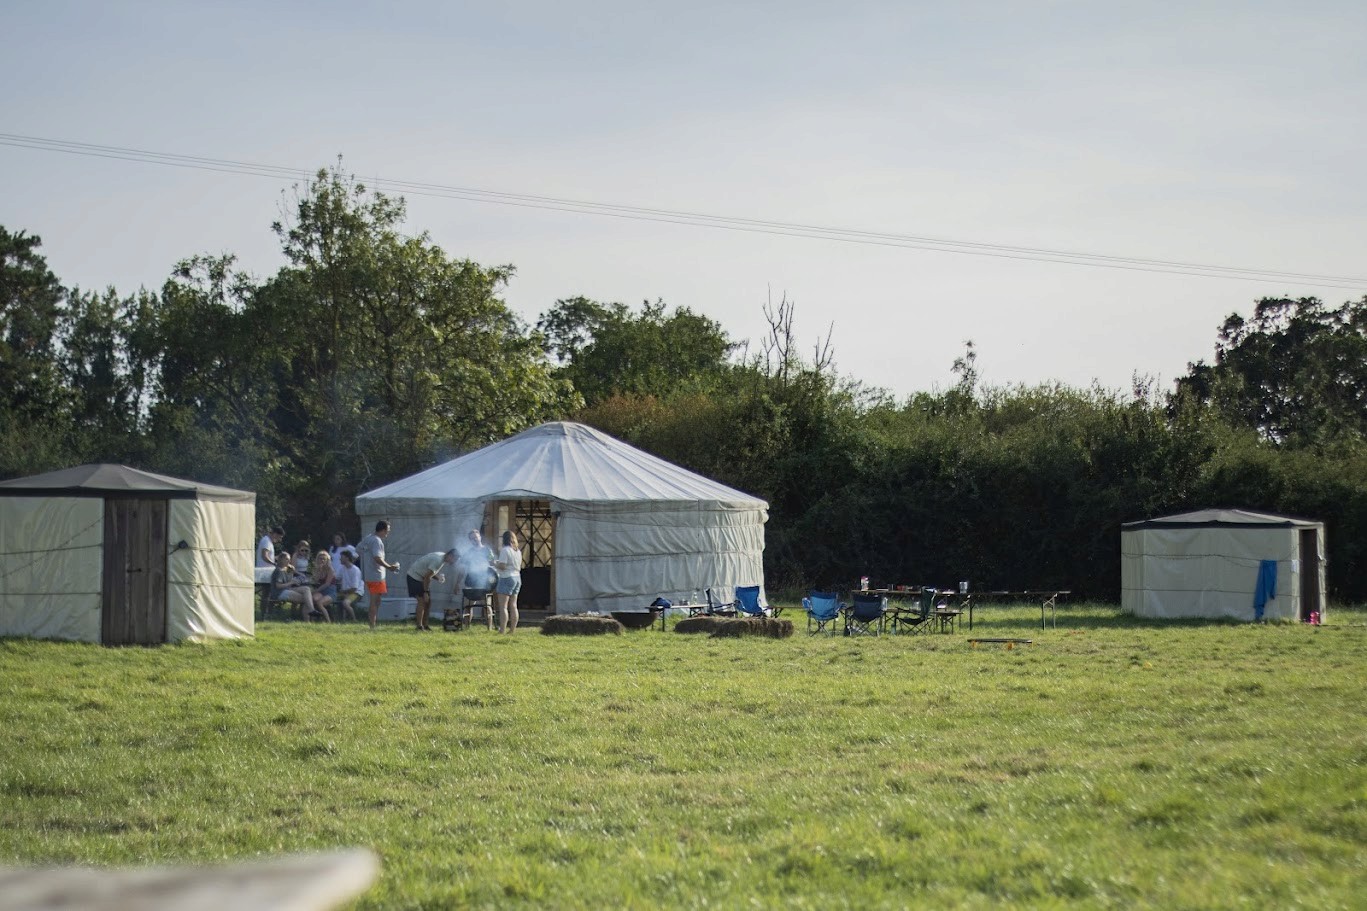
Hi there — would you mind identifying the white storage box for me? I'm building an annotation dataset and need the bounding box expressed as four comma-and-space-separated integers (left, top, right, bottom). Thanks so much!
377, 597, 416, 621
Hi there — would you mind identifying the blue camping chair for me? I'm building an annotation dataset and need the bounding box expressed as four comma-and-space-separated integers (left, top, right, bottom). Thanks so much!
734, 585, 779, 618
845, 592, 886, 636
732, 582, 776, 618
802, 591, 844, 634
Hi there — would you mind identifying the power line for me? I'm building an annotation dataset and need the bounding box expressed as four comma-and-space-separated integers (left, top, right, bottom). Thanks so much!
2, 132, 1364, 291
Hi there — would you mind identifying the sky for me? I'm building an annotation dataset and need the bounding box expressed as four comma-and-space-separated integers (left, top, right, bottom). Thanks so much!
3, 0, 1365, 398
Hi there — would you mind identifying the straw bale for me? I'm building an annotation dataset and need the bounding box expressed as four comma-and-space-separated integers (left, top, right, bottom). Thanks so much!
708, 617, 794, 639
673, 616, 726, 635
541, 615, 625, 636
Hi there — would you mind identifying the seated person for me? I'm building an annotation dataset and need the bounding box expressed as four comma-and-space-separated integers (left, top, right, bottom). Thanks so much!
336, 550, 363, 621
310, 551, 336, 622
329, 533, 359, 576
269, 552, 313, 618
292, 540, 313, 574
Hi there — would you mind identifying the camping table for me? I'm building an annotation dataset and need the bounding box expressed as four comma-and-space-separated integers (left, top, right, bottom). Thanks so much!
1036, 591, 1070, 629
962, 591, 1071, 629
658, 603, 705, 630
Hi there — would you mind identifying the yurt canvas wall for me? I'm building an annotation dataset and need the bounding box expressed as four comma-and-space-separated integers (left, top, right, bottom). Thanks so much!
356, 423, 768, 616
0, 465, 256, 644
1121, 509, 1327, 622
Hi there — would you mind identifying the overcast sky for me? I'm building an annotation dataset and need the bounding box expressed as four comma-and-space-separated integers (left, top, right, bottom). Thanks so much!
3, 1, 1364, 397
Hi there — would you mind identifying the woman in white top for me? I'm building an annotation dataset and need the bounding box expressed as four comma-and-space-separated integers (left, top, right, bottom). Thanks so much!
493, 530, 522, 634
329, 533, 358, 576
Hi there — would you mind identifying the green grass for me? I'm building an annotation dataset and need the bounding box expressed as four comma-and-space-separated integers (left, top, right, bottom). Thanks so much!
1, 604, 1365, 909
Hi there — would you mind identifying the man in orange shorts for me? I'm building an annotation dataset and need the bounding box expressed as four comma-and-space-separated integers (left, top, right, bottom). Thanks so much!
357, 520, 400, 630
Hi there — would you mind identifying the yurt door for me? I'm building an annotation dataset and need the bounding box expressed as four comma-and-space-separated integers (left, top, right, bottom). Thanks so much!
485, 499, 555, 611
102, 498, 169, 645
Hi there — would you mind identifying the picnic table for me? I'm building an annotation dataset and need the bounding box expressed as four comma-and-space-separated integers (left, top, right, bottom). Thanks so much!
960, 590, 1072, 629
854, 587, 1071, 630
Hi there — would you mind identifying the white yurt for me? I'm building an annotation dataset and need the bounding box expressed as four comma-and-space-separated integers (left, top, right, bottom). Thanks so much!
0, 465, 256, 644
1121, 509, 1326, 621
355, 422, 768, 615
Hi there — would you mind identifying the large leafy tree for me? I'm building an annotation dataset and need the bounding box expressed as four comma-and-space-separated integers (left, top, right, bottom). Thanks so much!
59, 286, 158, 462
537, 296, 733, 406
0, 228, 64, 412
1175, 296, 1367, 446
254, 167, 574, 531
140, 254, 285, 506
0, 228, 70, 476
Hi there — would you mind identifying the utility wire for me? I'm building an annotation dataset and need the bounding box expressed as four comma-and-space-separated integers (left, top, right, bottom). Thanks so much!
3, 132, 1364, 290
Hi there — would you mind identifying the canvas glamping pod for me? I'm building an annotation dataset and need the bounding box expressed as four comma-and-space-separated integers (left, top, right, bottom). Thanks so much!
355, 422, 768, 616
1121, 508, 1327, 622
0, 464, 256, 644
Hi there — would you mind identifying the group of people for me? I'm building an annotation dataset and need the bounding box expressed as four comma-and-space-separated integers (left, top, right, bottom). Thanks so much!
256, 522, 524, 633
257, 527, 364, 623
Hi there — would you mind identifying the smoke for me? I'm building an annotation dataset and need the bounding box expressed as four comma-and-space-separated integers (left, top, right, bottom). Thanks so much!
454, 530, 494, 592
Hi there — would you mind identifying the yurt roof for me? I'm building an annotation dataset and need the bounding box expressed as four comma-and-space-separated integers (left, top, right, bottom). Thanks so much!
1123, 508, 1320, 530
0, 464, 254, 503
357, 422, 766, 507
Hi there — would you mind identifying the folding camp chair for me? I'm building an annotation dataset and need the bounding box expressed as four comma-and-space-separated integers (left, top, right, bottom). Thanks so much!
887, 589, 934, 635
734, 585, 780, 618
696, 588, 737, 617
844, 592, 886, 636
802, 591, 844, 634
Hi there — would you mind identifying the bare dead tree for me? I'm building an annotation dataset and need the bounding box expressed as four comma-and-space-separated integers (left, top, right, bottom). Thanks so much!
759, 288, 836, 384
812, 321, 835, 375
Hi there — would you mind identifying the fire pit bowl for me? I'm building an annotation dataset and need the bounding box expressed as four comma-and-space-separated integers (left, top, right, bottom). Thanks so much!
610, 610, 660, 630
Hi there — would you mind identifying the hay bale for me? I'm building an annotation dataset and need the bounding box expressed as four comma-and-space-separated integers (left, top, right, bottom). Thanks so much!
674, 616, 727, 635
708, 617, 794, 639
541, 615, 624, 636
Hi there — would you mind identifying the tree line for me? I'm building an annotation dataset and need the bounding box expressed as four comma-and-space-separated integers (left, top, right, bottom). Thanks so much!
4, 166, 1365, 601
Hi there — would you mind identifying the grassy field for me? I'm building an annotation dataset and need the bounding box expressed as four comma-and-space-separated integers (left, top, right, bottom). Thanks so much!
1, 603, 1365, 909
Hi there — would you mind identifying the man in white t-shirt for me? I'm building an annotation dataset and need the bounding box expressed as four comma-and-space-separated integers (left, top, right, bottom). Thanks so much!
357, 520, 399, 630
406, 549, 457, 631
257, 526, 284, 568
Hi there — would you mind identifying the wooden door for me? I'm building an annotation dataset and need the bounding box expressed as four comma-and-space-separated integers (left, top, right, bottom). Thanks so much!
1298, 528, 1321, 620
102, 498, 169, 645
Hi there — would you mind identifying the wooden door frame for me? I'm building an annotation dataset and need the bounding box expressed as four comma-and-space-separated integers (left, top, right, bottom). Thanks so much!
101, 497, 170, 645
1298, 527, 1321, 620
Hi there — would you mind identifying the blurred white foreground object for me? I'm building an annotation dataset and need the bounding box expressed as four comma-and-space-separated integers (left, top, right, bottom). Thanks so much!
0, 848, 379, 911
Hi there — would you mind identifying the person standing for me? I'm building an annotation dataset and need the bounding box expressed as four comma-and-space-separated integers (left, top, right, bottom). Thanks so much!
493, 530, 522, 634
458, 529, 495, 629
357, 520, 399, 630
257, 526, 284, 568
256, 526, 285, 618
406, 549, 457, 631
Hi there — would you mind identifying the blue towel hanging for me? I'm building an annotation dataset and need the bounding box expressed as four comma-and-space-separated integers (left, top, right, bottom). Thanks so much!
1253, 560, 1277, 620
